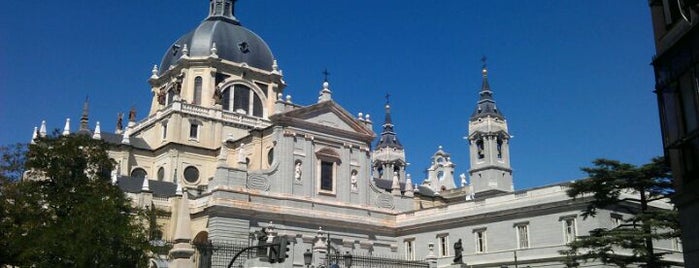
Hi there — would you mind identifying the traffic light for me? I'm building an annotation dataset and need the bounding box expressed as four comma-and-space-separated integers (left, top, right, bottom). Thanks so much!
276, 236, 291, 263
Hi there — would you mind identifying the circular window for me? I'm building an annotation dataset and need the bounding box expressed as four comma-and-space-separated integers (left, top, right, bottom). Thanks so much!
130, 168, 147, 179
184, 166, 200, 183
157, 167, 165, 181
267, 148, 274, 165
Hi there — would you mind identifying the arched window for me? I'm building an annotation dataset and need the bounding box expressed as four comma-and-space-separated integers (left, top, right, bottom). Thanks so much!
222, 84, 264, 117
157, 167, 165, 181
476, 139, 485, 159
166, 89, 175, 105
193, 76, 202, 105
131, 168, 147, 179
496, 137, 503, 159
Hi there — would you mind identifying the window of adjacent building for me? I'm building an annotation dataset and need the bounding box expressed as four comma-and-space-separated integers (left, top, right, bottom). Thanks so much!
157, 167, 165, 181
563, 218, 577, 243
131, 168, 147, 179
222, 84, 264, 117
189, 123, 199, 140
184, 166, 199, 183
679, 72, 699, 133
438, 234, 449, 257
193, 76, 202, 105
404, 239, 415, 260
516, 224, 529, 249
611, 213, 623, 227
673, 238, 682, 251
662, 0, 682, 26
474, 230, 486, 253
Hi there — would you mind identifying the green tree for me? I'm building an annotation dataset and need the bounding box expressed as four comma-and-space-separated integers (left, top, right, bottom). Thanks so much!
0, 143, 27, 185
560, 157, 679, 267
0, 134, 151, 267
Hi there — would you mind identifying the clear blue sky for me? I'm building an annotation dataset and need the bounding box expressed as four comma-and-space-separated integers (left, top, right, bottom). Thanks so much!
0, 1, 660, 190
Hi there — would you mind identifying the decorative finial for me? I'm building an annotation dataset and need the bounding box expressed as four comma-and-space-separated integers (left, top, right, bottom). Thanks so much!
365, 114, 371, 122
285, 95, 292, 103
39, 120, 47, 137
272, 59, 279, 73
481, 56, 488, 77
176, 182, 182, 196
151, 65, 159, 79
141, 176, 151, 192
62, 118, 71, 136
318, 70, 332, 102
385, 93, 391, 105
80, 96, 89, 132
210, 42, 218, 58
31, 126, 38, 144
121, 128, 130, 145
92, 121, 102, 139
180, 44, 189, 59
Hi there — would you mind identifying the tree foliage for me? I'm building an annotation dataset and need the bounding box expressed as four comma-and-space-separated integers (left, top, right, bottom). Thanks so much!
0, 134, 151, 267
0, 143, 27, 185
560, 157, 679, 267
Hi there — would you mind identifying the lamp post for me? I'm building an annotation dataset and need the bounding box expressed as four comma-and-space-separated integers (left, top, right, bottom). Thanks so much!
325, 232, 352, 267
343, 251, 352, 267
304, 249, 313, 268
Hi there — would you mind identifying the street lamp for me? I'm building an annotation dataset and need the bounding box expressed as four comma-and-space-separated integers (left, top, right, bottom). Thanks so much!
304, 249, 313, 268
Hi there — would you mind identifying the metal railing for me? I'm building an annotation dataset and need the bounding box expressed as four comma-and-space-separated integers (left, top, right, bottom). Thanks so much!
327, 253, 429, 268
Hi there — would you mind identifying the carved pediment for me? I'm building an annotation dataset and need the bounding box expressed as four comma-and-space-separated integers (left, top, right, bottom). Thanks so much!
270, 101, 375, 142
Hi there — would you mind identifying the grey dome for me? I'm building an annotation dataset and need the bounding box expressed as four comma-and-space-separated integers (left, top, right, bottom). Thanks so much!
159, 17, 274, 74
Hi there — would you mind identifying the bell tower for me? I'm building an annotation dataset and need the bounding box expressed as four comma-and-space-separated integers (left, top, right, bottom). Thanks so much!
372, 97, 407, 187
466, 61, 513, 195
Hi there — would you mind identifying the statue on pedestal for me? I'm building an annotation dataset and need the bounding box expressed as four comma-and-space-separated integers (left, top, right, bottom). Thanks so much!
453, 239, 463, 264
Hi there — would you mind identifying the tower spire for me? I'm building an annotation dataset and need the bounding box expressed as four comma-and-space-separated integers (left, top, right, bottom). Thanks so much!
470, 58, 503, 121
376, 95, 402, 149
466, 61, 513, 195
79, 96, 90, 133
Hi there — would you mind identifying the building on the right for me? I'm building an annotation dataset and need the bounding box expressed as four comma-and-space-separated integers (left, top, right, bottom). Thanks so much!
648, 0, 699, 266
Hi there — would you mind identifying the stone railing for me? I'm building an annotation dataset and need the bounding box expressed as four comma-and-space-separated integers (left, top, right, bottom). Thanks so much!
130, 101, 272, 133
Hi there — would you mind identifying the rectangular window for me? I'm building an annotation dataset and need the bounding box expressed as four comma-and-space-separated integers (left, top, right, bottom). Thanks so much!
438, 235, 449, 257
189, 124, 198, 139
611, 214, 623, 227
404, 239, 415, 260
475, 230, 486, 253
516, 224, 529, 249
564, 218, 577, 243
320, 161, 334, 191
162, 123, 168, 139
673, 238, 682, 251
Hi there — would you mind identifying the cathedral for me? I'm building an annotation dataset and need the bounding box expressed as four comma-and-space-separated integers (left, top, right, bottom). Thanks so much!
32, 1, 683, 267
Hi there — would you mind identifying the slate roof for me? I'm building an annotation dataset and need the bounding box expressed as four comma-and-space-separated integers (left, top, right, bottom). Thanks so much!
470, 67, 505, 121
375, 104, 403, 150
100, 132, 151, 150
116, 176, 178, 197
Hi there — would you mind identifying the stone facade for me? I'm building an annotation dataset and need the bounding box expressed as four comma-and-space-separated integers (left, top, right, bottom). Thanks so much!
35, 1, 683, 267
